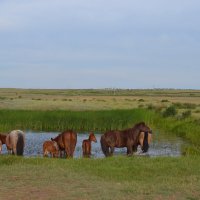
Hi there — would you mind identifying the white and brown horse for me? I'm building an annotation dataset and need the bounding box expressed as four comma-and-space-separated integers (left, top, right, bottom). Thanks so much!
5, 130, 25, 156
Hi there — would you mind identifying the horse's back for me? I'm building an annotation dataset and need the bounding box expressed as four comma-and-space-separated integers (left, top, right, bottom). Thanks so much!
7, 130, 25, 155
62, 131, 77, 157
103, 130, 127, 147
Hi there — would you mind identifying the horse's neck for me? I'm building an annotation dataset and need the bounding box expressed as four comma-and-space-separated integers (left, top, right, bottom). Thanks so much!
88, 136, 93, 142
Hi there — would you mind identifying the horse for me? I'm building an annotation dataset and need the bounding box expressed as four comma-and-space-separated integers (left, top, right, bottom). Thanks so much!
5, 130, 25, 156
43, 140, 59, 158
82, 132, 97, 158
100, 122, 152, 157
0, 133, 7, 154
51, 130, 77, 158
0, 140, 2, 154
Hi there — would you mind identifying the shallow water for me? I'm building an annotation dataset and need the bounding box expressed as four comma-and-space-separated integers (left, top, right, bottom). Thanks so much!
1, 131, 184, 158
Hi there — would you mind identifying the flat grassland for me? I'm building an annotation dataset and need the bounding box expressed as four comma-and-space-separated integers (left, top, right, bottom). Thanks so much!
0, 156, 200, 200
0, 88, 200, 200
0, 88, 200, 117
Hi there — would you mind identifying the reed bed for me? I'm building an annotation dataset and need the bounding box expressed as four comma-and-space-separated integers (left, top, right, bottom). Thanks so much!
0, 109, 153, 132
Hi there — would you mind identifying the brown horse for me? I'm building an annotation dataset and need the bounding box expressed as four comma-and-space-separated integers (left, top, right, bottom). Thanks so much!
0, 134, 6, 154
6, 130, 25, 155
0, 134, 7, 154
100, 122, 152, 157
51, 130, 77, 158
43, 141, 59, 158
82, 132, 97, 158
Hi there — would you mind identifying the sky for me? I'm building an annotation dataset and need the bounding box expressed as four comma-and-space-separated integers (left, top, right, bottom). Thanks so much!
0, 0, 200, 89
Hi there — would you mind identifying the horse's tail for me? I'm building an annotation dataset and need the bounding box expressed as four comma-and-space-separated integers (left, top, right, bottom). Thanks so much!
142, 132, 149, 153
100, 135, 109, 157
68, 132, 77, 158
16, 131, 25, 156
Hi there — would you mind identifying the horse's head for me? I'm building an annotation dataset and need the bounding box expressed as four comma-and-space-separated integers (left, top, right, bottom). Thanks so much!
89, 132, 97, 143
136, 122, 153, 153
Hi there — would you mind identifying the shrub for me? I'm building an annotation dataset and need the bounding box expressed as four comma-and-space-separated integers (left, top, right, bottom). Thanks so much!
138, 99, 145, 102
181, 110, 191, 119
161, 99, 169, 103
147, 104, 154, 110
163, 106, 177, 117
173, 103, 196, 109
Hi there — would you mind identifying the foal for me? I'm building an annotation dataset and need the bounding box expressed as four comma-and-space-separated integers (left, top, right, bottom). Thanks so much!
43, 141, 59, 158
82, 132, 97, 158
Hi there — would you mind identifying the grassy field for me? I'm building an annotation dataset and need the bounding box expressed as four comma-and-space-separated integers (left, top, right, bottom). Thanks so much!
0, 156, 200, 200
0, 88, 200, 199
0, 89, 200, 117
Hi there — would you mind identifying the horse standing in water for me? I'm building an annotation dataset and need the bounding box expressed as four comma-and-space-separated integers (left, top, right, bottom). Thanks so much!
82, 132, 97, 158
43, 140, 59, 158
100, 122, 152, 157
0, 133, 7, 154
6, 130, 25, 156
51, 130, 77, 158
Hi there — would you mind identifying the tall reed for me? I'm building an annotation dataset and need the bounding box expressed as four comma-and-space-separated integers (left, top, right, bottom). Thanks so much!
0, 109, 153, 132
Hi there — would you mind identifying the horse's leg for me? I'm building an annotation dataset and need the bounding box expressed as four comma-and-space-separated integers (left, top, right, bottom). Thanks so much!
109, 146, 114, 156
132, 145, 137, 153
127, 145, 133, 156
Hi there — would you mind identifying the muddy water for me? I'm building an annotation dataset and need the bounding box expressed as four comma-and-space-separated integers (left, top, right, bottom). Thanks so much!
1, 131, 184, 158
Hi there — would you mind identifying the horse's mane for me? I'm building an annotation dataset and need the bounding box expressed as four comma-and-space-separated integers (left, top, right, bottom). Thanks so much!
133, 122, 146, 128
0, 133, 7, 144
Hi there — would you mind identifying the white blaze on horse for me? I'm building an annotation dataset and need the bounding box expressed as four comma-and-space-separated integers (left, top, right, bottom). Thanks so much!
6, 130, 25, 156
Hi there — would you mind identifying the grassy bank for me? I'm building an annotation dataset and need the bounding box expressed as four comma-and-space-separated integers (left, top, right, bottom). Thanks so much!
0, 156, 200, 200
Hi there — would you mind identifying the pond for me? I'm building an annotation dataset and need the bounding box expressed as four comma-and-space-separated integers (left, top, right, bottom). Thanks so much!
1, 131, 184, 158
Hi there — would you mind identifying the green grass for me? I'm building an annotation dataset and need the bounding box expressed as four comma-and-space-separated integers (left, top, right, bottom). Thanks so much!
0, 109, 154, 132
0, 156, 200, 200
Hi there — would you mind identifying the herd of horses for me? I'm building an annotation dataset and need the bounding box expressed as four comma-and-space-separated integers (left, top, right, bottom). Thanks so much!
0, 122, 152, 158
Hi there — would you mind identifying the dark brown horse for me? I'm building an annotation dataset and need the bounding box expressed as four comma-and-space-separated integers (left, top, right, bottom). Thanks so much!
82, 132, 97, 158
51, 130, 77, 158
100, 122, 152, 157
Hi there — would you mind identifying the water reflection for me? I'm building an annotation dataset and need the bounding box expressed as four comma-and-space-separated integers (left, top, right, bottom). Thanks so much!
1, 131, 184, 158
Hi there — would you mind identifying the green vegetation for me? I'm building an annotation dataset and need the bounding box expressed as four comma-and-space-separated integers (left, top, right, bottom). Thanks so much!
1, 89, 200, 116
163, 106, 177, 117
0, 156, 200, 199
0, 109, 153, 132
0, 108, 200, 154
0, 88, 200, 199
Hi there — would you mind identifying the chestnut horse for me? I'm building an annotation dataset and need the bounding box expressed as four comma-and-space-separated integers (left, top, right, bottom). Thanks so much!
82, 132, 97, 158
100, 122, 152, 157
6, 130, 25, 155
0, 133, 7, 154
43, 141, 59, 158
51, 130, 77, 158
